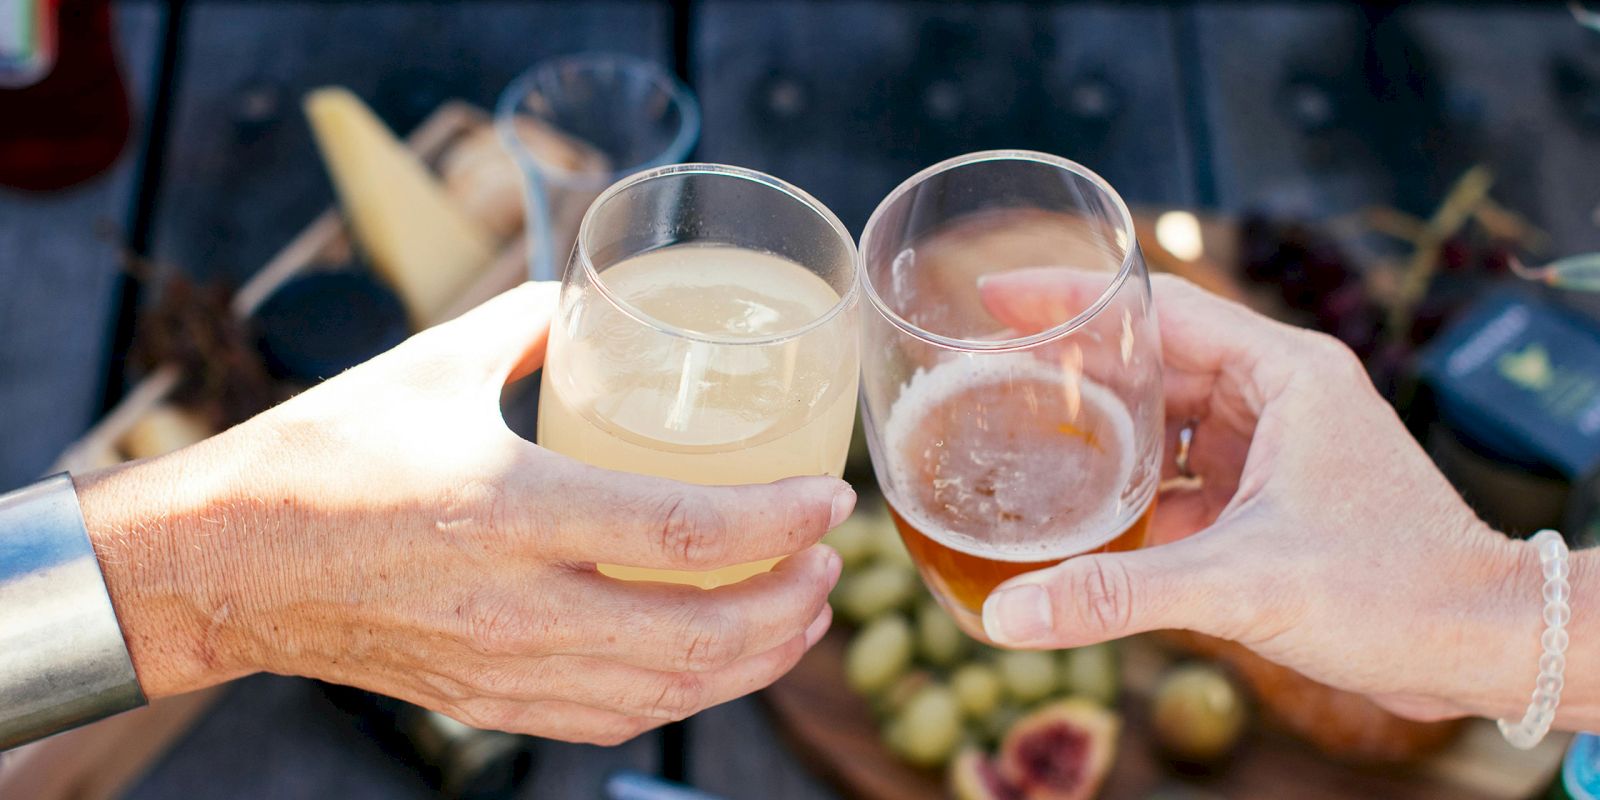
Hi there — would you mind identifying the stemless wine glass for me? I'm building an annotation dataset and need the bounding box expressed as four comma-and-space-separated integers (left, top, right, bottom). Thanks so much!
497, 54, 701, 281
538, 164, 860, 589
858, 151, 1164, 642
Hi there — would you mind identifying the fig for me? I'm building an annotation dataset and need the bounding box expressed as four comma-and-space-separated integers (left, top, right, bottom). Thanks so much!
952, 663, 1004, 719
1151, 663, 1247, 763
998, 699, 1119, 800
997, 650, 1059, 704
845, 614, 914, 695
885, 683, 963, 768
1060, 644, 1119, 707
917, 599, 972, 667
949, 748, 1024, 800
834, 562, 918, 623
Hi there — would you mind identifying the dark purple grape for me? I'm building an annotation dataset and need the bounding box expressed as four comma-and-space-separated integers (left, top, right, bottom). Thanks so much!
1438, 236, 1472, 272
1481, 244, 1515, 275
1317, 283, 1382, 360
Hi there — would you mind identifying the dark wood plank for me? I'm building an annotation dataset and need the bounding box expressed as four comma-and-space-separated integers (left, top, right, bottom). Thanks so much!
1193, 2, 1600, 260
151, 0, 672, 289
0, 1, 162, 489
517, 735, 661, 799
1191, 3, 1394, 217
123, 677, 437, 800
690, 697, 843, 800
693, 1, 1192, 235
1403, 5, 1600, 255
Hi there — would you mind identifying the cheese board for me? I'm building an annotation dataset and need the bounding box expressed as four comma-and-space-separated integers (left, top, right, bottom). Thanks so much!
765, 627, 1568, 800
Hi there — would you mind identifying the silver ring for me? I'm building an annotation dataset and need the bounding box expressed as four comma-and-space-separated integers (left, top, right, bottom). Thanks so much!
1175, 420, 1198, 479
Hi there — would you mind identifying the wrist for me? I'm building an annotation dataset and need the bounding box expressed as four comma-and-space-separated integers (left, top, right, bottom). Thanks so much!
77, 431, 268, 697
1476, 530, 1594, 729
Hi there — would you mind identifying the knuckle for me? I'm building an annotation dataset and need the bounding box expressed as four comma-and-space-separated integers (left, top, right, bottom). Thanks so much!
646, 673, 706, 721
654, 492, 727, 568
1300, 330, 1364, 376
1074, 559, 1135, 638
677, 607, 744, 672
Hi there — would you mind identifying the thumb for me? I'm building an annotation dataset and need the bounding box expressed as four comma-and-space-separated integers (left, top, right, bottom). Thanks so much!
429, 280, 563, 384
980, 534, 1236, 648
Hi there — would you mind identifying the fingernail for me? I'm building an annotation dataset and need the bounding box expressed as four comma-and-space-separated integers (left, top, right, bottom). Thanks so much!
823, 546, 842, 582
983, 584, 1053, 644
829, 486, 856, 529
805, 605, 834, 647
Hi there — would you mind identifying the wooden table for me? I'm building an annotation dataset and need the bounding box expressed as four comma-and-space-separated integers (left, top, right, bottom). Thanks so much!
2, 2, 1598, 798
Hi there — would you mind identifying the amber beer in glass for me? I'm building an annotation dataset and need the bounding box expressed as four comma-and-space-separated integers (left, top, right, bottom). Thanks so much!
858, 151, 1164, 642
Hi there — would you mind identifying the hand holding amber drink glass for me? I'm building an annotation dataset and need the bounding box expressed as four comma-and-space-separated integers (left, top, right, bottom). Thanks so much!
858, 151, 1164, 643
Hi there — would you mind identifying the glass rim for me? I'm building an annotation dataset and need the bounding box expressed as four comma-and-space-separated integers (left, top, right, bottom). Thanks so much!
574, 162, 861, 347
859, 149, 1140, 353
494, 52, 702, 187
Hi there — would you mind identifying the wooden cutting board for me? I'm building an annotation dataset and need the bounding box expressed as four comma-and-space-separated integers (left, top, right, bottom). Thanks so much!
763, 630, 1567, 800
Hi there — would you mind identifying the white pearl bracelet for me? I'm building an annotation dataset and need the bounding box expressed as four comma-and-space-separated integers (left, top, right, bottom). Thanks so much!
1498, 529, 1571, 750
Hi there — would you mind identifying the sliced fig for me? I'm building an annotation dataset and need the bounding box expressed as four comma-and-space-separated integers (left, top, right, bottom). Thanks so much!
949, 748, 1023, 800
998, 699, 1118, 800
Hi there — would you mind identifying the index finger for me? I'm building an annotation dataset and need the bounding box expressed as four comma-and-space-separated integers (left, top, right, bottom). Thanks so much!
508, 450, 855, 571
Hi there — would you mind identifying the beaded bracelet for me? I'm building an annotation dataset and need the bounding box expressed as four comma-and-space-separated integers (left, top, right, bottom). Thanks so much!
1498, 529, 1570, 750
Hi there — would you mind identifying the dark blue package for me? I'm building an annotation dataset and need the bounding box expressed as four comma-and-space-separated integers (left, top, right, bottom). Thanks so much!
1418, 289, 1600, 481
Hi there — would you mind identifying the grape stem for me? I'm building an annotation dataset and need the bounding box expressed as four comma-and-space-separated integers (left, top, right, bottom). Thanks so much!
1383, 165, 1495, 346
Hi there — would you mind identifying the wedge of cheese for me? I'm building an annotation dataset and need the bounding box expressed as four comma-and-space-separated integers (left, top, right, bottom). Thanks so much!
304, 87, 496, 327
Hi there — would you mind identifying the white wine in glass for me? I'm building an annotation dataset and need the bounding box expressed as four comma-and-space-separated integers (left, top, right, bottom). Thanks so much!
538, 165, 859, 589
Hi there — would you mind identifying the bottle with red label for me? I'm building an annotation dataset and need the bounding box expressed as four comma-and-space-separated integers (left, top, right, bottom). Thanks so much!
0, 0, 130, 191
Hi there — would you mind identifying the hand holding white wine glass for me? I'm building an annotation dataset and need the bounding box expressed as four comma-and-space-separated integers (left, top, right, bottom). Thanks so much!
538, 164, 861, 588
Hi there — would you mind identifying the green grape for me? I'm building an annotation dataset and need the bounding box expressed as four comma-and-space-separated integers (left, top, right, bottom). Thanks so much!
997, 650, 1058, 704
916, 600, 971, 667
950, 663, 1002, 719
835, 562, 918, 623
821, 516, 876, 571
885, 683, 963, 768
845, 614, 914, 695
1151, 663, 1248, 762
876, 670, 933, 718
866, 518, 916, 569
1060, 644, 1120, 706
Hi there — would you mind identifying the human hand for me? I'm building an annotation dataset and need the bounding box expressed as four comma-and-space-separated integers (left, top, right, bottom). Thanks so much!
76, 281, 854, 745
975, 271, 1591, 726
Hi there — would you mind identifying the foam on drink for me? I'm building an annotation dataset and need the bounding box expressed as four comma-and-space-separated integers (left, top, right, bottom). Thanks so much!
883, 354, 1140, 560
880, 354, 1153, 632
